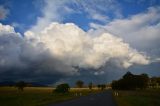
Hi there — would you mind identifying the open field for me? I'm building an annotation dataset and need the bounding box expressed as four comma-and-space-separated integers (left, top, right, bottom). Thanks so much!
113, 89, 160, 106
0, 87, 102, 106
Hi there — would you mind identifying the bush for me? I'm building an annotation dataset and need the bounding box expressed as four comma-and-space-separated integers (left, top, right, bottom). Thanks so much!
15, 81, 26, 91
88, 82, 93, 90
76, 80, 84, 88
97, 84, 106, 90
54, 83, 70, 93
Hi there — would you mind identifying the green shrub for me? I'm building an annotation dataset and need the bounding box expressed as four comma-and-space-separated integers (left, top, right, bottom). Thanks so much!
54, 83, 70, 93
15, 81, 26, 91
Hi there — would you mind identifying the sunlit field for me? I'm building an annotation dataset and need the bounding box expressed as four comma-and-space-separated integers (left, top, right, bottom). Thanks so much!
113, 89, 160, 106
0, 87, 102, 106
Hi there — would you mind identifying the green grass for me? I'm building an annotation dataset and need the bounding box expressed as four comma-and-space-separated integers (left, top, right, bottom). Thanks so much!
0, 87, 101, 106
113, 89, 160, 106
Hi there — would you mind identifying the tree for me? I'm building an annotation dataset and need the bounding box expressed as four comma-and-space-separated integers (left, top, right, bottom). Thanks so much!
97, 84, 101, 89
139, 73, 149, 89
88, 82, 93, 90
15, 81, 26, 91
76, 80, 84, 88
97, 84, 106, 90
112, 72, 149, 90
54, 83, 70, 93
101, 84, 106, 90
156, 77, 160, 85
123, 71, 134, 79
150, 77, 160, 87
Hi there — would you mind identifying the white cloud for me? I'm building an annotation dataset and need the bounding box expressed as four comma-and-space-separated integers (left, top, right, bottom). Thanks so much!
2, 4, 157, 77
31, 0, 74, 33
89, 22, 104, 29
106, 7, 160, 49
74, 0, 121, 22
0, 23, 16, 34
150, 57, 160, 63
0, 5, 9, 20
31, 0, 122, 33
0, 22, 149, 81
25, 22, 149, 70
0, 23, 76, 75
90, 12, 109, 22
1, 0, 160, 83
0, 24, 25, 71
89, 7, 160, 54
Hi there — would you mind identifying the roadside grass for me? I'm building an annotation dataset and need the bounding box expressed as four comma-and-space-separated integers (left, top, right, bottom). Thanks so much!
0, 87, 101, 106
113, 89, 160, 106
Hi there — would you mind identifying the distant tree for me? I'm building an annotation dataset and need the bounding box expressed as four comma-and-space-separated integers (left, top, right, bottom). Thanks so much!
88, 82, 93, 90
97, 84, 101, 89
97, 84, 106, 90
54, 83, 70, 93
156, 77, 160, 85
112, 80, 119, 90
76, 80, 84, 88
15, 81, 26, 91
100, 84, 106, 90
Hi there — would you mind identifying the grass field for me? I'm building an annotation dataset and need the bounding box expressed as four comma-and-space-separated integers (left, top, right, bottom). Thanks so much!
113, 89, 160, 106
0, 87, 101, 106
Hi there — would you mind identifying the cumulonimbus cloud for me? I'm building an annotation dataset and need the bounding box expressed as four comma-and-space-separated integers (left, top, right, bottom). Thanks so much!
26, 22, 149, 69
0, 22, 149, 79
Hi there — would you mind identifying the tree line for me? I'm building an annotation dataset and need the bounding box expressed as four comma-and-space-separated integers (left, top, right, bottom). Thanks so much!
53, 80, 107, 93
2, 71, 160, 92
13, 80, 107, 92
112, 71, 160, 90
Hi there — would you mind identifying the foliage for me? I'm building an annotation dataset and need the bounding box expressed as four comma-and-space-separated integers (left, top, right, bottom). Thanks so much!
76, 80, 84, 88
112, 72, 149, 90
97, 84, 106, 90
54, 83, 70, 93
88, 82, 93, 90
149, 77, 160, 88
15, 81, 26, 91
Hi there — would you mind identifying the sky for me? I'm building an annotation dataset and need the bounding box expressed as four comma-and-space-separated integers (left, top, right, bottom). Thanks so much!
0, 0, 160, 86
